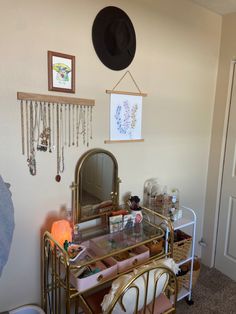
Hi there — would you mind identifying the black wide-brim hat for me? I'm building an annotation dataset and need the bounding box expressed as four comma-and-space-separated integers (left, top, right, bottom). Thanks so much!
92, 6, 136, 71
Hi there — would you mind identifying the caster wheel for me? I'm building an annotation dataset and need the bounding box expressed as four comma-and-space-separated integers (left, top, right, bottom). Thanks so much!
185, 297, 194, 305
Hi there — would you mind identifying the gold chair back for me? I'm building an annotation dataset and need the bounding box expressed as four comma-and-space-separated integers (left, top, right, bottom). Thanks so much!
104, 265, 178, 314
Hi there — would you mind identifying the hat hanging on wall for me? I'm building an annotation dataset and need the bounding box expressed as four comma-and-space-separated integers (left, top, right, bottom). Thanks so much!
92, 6, 136, 71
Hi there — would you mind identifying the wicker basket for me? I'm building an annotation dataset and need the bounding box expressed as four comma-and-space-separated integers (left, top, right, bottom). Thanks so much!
177, 258, 201, 291
173, 230, 192, 263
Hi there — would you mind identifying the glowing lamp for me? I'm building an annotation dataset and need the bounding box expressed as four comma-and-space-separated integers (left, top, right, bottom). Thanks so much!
51, 219, 72, 247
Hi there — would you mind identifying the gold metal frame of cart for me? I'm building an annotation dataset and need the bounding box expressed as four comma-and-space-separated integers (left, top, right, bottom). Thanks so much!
41, 208, 174, 314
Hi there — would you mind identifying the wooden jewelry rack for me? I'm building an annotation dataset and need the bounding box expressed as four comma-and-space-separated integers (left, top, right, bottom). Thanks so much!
18, 92, 95, 182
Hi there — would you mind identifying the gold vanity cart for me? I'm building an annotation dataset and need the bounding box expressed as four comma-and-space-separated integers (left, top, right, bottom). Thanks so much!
42, 149, 174, 314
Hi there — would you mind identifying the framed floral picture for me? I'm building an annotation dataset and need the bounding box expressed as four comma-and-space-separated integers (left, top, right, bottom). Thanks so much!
48, 51, 75, 93
109, 93, 143, 141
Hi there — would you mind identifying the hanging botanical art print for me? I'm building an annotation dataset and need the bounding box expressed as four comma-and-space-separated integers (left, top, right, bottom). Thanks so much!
48, 51, 75, 93
110, 93, 142, 141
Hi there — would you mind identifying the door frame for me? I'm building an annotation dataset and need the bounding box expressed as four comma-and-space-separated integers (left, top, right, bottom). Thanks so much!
212, 60, 236, 267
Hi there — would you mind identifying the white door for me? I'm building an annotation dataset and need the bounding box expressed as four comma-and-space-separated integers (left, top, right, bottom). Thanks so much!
215, 63, 236, 280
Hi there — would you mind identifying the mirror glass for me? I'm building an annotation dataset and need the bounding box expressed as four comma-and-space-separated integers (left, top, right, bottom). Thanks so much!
72, 149, 119, 223
80, 153, 114, 206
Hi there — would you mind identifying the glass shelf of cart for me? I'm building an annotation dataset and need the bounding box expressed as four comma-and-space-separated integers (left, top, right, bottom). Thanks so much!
172, 206, 196, 231
73, 220, 165, 267
144, 205, 196, 231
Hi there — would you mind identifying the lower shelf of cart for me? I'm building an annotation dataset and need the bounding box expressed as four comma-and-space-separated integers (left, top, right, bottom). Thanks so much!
177, 286, 191, 301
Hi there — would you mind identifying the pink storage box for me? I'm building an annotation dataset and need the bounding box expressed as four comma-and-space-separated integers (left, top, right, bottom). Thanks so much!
113, 245, 150, 273
90, 235, 150, 273
69, 240, 117, 293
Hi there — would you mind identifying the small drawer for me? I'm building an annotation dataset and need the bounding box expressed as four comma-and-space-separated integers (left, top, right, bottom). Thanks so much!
90, 235, 150, 273
113, 245, 150, 273
69, 241, 117, 292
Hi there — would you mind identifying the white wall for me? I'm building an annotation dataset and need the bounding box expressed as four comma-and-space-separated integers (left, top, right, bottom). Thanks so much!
0, 0, 221, 310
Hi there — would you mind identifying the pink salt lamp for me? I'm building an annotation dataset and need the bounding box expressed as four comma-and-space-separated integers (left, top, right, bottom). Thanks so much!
51, 219, 72, 247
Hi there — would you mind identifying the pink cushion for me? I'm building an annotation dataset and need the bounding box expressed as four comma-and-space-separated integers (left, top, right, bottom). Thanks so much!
138, 293, 173, 314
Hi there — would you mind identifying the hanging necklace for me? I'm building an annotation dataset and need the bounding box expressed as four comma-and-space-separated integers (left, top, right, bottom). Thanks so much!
19, 97, 94, 179
68, 104, 71, 147
72, 104, 75, 146
86, 105, 89, 147
20, 100, 25, 155
82, 106, 86, 145
90, 106, 93, 140
48, 103, 52, 153
25, 100, 30, 162
55, 104, 61, 182
64, 104, 67, 146
76, 104, 79, 147
33, 102, 38, 144
77, 105, 83, 146
41, 102, 49, 151
28, 101, 36, 176
59, 104, 65, 173
36, 102, 42, 150
52, 103, 55, 150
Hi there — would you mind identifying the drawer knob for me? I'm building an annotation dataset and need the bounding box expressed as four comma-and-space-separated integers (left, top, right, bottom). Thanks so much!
97, 274, 103, 282
133, 258, 138, 265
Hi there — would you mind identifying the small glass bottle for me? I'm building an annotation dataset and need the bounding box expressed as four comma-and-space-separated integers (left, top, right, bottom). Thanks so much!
72, 224, 82, 244
162, 185, 169, 216
170, 188, 179, 211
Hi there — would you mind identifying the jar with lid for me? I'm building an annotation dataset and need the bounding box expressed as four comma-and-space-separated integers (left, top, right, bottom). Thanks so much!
143, 178, 159, 207
170, 188, 179, 211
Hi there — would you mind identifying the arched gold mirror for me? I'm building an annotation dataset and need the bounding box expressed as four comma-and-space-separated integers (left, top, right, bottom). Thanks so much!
71, 148, 120, 223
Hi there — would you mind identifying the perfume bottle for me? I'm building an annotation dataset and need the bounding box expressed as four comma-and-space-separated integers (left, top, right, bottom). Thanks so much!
170, 188, 179, 210
72, 224, 82, 244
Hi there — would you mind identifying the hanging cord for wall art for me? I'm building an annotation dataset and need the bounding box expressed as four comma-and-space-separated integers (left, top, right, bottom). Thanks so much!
111, 70, 142, 93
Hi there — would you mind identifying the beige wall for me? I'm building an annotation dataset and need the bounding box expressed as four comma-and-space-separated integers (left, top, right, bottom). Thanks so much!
0, 0, 221, 310
202, 13, 236, 266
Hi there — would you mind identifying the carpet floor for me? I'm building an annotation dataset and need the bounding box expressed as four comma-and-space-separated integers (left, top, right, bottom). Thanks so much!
176, 264, 236, 313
